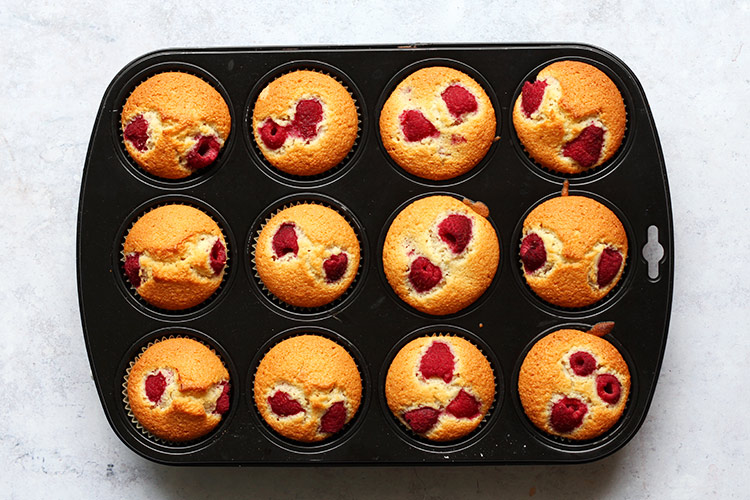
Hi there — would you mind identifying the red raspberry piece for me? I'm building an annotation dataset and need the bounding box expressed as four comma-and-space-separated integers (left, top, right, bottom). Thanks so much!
145, 372, 166, 403
520, 233, 546, 273
124, 253, 141, 288
521, 80, 548, 118
441, 84, 478, 119
320, 401, 347, 434
268, 390, 304, 416
124, 114, 149, 152
446, 389, 481, 419
323, 253, 348, 283
569, 351, 597, 376
596, 374, 622, 404
408, 256, 442, 293
550, 397, 588, 433
258, 119, 289, 150
399, 110, 440, 142
563, 124, 605, 168
214, 382, 230, 415
271, 223, 298, 258
450, 134, 467, 144
186, 135, 221, 170
597, 247, 623, 287
210, 239, 227, 274
438, 214, 473, 254
290, 99, 323, 140
403, 407, 441, 433
419, 341, 455, 383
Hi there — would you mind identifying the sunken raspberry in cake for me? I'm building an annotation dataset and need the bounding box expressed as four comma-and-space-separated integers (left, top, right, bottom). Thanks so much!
512, 60, 626, 174
126, 337, 231, 442
254, 335, 362, 442
121, 72, 231, 179
518, 322, 630, 440
382, 195, 499, 315
379, 66, 496, 180
252, 70, 358, 176
123, 205, 227, 310
254, 203, 360, 308
385, 335, 495, 441
520, 184, 627, 308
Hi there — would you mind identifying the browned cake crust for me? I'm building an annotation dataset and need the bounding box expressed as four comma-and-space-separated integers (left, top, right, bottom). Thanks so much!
126, 338, 229, 442
123, 204, 227, 310
382, 196, 499, 315
518, 328, 630, 440
254, 203, 360, 308
521, 195, 627, 307
380, 67, 496, 180
121, 72, 231, 179
512, 61, 626, 173
385, 335, 495, 441
253, 335, 362, 442
252, 70, 358, 176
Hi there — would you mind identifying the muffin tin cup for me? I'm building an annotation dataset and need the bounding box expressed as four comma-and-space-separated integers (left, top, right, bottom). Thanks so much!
80, 44, 672, 466
244, 60, 367, 188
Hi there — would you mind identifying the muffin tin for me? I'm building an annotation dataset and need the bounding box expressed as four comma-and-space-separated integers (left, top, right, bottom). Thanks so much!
77, 43, 673, 465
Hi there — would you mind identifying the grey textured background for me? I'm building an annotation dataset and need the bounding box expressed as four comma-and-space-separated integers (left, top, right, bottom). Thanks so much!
1, 0, 748, 498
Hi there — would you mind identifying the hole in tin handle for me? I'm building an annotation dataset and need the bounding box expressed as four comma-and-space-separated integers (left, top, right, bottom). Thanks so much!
642, 225, 665, 280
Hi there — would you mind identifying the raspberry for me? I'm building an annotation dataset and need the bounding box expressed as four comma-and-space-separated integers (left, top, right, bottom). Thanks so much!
145, 372, 166, 403
419, 341, 455, 383
446, 389, 480, 419
186, 135, 221, 170
596, 374, 622, 404
438, 214, 472, 254
258, 119, 288, 150
320, 401, 347, 434
290, 99, 323, 140
210, 240, 227, 274
403, 407, 441, 433
563, 124, 605, 168
272, 223, 298, 258
441, 84, 478, 119
521, 80, 548, 118
450, 134, 467, 144
400, 110, 440, 142
214, 382, 230, 415
597, 247, 623, 287
569, 351, 597, 376
268, 391, 304, 416
124, 114, 149, 152
408, 256, 442, 293
520, 233, 546, 273
323, 253, 348, 283
124, 253, 141, 288
550, 397, 588, 433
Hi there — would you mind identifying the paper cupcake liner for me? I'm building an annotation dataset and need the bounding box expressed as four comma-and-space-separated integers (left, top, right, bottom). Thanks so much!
386, 332, 499, 445
118, 68, 231, 182
250, 199, 364, 314
119, 201, 231, 315
248, 66, 362, 181
122, 334, 230, 446
250, 331, 365, 446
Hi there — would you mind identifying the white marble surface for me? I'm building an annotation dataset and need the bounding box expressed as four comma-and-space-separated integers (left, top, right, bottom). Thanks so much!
1, 0, 748, 498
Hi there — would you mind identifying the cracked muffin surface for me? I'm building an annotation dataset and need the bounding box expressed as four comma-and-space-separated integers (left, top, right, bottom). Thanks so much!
253, 335, 362, 442
126, 338, 230, 442
254, 204, 360, 308
518, 326, 630, 440
379, 66, 496, 180
123, 204, 227, 310
121, 72, 231, 179
512, 60, 626, 174
382, 195, 499, 315
385, 335, 495, 441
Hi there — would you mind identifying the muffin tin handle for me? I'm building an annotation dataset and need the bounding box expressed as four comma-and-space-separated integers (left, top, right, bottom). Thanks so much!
642, 225, 665, 280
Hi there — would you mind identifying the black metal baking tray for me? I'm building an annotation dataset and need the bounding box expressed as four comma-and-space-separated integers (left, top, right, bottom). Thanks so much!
77, 43, 673, 465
